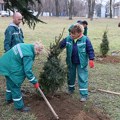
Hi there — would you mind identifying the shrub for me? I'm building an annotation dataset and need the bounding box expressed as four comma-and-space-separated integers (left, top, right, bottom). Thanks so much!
100, 30, 109, 57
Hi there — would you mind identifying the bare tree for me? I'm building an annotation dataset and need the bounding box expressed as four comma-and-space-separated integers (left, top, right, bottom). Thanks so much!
59, 0, 68, 16
55, 0, 60, 16
64, 0, 68, 16
28, 0, 43, 17
41, 0, 55, 16
68, 0, 74, 20
36, 1, 43, 17
40, 0, 88, 17
88, 0, 95, 20
110, 0, 112, 18
73, 0, 87, 17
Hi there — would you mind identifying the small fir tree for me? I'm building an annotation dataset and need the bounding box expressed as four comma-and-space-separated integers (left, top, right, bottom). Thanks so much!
100, 30, 109, 57
39, 29, 67, 95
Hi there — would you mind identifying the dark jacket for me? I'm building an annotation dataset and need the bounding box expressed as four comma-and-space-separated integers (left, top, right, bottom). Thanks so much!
60, 35, 95, 66
4, 23, 24, 52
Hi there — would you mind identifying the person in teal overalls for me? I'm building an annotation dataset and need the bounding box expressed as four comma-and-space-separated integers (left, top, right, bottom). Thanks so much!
60, 23, 95, 102
4, 12, 24, 103
4, 12, 24, 52
77, 20, 88, 36
69, 20, 88, 36
0, 43, 43, 112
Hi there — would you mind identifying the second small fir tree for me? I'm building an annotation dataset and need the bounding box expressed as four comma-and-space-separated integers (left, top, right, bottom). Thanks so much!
100, 30, 109, 57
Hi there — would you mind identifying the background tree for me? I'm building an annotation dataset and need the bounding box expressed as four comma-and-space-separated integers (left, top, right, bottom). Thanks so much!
55, 0, 60, 16
88, 0, 95, 20
100, 30, 109, 57
4, 0, 109, 27
68, 0, 74, 20
110, 0, 112, 18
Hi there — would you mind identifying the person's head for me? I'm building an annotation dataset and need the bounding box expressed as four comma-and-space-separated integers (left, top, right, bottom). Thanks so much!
82, 20, 88, 28
68, 24, 74, 33
77, 20, 83, 24
34, 42, 43, 55
70, 23, 84, 39
13, 12, 23, 26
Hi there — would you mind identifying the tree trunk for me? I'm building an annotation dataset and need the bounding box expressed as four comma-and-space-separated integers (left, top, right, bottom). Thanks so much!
68, 0, 73, 20
88, 0, 95, 20
65, 0, 68, 16
36, 2, 42, 18
88, 0, 91, 18
55, 0, 59, 17
110, 0, 112, 18
91, 0, 95, 20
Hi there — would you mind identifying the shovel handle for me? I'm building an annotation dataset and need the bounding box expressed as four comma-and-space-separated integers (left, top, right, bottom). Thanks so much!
38, 87, 59, 120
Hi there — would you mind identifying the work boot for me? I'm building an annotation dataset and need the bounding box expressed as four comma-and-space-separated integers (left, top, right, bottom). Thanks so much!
80, 97, 87, 102
6, 100, 13, 104
67, 90, 74, 95
16, 106, 30, 112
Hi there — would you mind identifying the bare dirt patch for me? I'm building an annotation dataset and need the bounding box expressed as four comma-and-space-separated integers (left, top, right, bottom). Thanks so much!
24, 92, 110, 120
96, 55, 120, 64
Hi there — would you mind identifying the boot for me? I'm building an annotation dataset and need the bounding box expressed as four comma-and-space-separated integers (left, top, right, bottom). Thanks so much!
16, 106, 30, 112
80, 97, 87, 102
6, 100, 13, 104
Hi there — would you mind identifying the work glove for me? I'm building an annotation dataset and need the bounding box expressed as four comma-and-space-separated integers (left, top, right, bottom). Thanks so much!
89, 60, 94, 68
34, 82, 39, 89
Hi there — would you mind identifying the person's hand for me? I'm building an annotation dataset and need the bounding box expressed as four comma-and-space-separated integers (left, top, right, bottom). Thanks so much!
34, 83, 39, 89
89, 60, 94, 68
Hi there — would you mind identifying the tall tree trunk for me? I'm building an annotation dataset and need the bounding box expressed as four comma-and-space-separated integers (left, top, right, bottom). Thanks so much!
110, 0, 112, 18
68, 0, 73, 20
88, 0, 95, 20
65, 0, 68, 16
55, 0, 59, 17
88, 0, 91, 18
36, 2, 42, 18
90, 0, 95, 20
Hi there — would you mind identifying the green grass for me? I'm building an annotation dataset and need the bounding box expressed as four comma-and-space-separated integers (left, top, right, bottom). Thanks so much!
89, 63, 120, 120
0, 17, 120, 120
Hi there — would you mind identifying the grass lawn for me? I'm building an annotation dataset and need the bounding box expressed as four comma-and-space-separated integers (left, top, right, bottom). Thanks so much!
0, 16, 120, 120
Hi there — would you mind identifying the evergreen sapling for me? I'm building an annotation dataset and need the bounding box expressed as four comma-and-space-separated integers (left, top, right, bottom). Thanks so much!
100, 30, 109, 57
39, 29, 67, 95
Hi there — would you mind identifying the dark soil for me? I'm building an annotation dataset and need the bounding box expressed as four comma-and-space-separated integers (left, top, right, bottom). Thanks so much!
24, 92, 110, 120
95, 55, 120, 64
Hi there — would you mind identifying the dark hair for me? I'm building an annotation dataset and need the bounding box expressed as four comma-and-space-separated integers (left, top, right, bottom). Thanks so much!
118, 22, 120, 27
77, 20, 82, 24
82, 20, 88, 25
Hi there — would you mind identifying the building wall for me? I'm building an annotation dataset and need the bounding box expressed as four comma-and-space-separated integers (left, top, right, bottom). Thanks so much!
113, 5, 120, 17
101, 5, 105, 18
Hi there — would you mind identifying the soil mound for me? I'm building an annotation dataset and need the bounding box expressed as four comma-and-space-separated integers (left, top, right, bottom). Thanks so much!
96, 55, 120, 64
24, 92, 110, 120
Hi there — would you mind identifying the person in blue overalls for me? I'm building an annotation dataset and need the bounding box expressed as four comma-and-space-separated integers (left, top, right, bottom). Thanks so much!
60, 23, 95, 102
0, 43, 43, 112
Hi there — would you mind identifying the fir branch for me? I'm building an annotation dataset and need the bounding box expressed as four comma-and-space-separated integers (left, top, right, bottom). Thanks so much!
4, 0, 46, 29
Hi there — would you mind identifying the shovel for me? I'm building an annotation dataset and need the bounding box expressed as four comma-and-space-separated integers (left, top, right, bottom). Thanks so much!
37, 87, 59, 120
